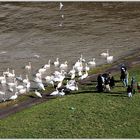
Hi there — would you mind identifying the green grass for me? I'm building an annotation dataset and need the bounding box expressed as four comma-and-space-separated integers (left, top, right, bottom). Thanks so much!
0, 65, 140, 138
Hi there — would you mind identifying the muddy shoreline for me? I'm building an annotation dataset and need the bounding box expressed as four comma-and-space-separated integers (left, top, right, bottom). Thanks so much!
0, 48, 140, 120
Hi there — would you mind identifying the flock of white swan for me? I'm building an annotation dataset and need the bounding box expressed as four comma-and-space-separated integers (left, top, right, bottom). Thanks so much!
0, 3, 114, 103
0, 48, 113, 102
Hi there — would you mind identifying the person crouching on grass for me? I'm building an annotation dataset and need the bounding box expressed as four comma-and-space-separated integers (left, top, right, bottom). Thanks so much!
127, 85, 133, 98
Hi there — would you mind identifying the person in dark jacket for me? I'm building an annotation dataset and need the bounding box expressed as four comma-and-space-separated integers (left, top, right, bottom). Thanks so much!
97, 74, 104, 92
131, 76, 136, 94
127, 85, 132, 98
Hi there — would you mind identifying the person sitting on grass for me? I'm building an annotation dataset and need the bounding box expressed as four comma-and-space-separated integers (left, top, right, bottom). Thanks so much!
127, 85, 133, 98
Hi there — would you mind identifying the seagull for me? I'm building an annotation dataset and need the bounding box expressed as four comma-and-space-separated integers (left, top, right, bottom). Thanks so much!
59, 2, 63, 10
61, 14, 64, 19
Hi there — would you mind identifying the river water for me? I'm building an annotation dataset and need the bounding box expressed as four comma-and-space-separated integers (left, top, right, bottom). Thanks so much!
0, 2, 140, 100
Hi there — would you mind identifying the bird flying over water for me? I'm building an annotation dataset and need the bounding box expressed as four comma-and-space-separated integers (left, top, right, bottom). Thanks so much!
59, 2, 63, 10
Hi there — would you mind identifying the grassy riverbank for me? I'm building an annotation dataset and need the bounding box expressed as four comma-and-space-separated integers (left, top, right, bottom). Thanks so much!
0, 62, 140, 138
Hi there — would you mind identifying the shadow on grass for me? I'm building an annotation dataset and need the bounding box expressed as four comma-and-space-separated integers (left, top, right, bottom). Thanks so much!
66, 89, 128, 98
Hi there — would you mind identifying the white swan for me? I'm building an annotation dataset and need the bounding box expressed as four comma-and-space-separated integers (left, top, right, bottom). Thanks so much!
23, 75, 29, 85
107, 55, 114, 63
16, 74, 23, 82
66, 80, 78, 91
79, 70, 88, 80
16, 85, 24, 90
71, 73, 75, 80
0, 91, 5, 95
9, 92, 18, 100
25, 62, 31, 71
50, 88, 59, 96
60, 61, 68, 70
19, 88, 27, 94
43, 60, 51, 69
7, 69, 15, 78
100, 49, 109, 58
58, 89, 65, 96
54, 58, 59, 67
80, 54, 86, 62
69, 66, 76, 75
88, 58, 96, 67
37, 82, 45, 91
3, 68, 10, 76
38, 67, 46, 74
84, 63, 90, 71
35, 90, 42, 98
0, 72, 6, 81
57, 80, 63, 89
36, 72, 42, 78
7, 78, 17, 87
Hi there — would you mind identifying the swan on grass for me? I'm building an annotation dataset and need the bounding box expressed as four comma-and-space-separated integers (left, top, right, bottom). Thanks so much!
84, 63, 90, 71
50, 88, 59, 96
37, 82, 45, 91
66, 80, 78, 91
79, 70, 88, 80
57, 80, 63, 89
35, 90, 42, 98
58, 89, 65, 96
9, 92, 18, 100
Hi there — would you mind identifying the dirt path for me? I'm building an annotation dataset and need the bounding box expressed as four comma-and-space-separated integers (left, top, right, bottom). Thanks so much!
0, 50, 140, 120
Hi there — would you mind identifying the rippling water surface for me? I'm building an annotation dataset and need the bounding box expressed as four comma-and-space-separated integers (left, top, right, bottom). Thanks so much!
0, 2, 140, 75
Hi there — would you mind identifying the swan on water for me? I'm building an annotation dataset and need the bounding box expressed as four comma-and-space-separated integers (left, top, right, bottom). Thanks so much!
25, 62, 31, 71
7, 69, 15, 78
60, 61, 68, 70
88, 58, 96, 67
80, 54, 86, 62
54, 58, 59, 67
100, 49, 109, 58
43, 60, 51, 69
